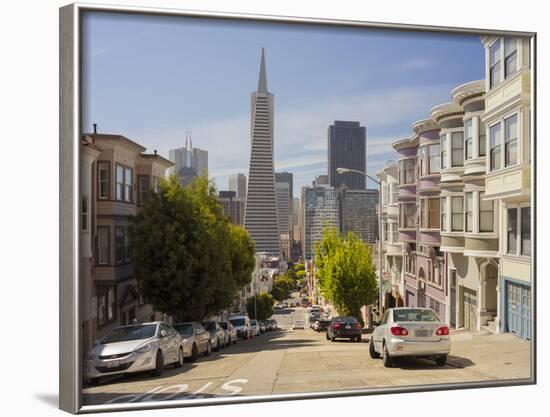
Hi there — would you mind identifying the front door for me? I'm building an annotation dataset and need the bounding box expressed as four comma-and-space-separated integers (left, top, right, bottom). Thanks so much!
463, 288, 477, 331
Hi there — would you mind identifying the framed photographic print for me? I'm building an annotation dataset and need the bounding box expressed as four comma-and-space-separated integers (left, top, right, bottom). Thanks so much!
59, 2, 536, 413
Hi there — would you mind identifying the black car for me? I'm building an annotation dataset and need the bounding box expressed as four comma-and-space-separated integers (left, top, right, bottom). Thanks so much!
326, 316, 362, 342
313, 318, 331, 332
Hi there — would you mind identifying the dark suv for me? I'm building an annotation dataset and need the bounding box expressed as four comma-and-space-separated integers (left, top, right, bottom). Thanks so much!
326, 316, 362, 342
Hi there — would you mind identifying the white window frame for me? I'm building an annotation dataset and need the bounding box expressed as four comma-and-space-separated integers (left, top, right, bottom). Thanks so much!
487, 111, 521, 173
504, 113, 519, 168
464, 118, 474, 161
489, 38, 502, 89
478, 192, 495, 233
428, 143, 440, 174
489, 121, 502, 172
440, 133, 448, 170
465, 192, 473, 233
399, 158, 415, 185
451, 131, 464, 167
504, 37, 519, 79
506, 205, 531, 258
98, 161, 109, 200
451, 195, 464, 232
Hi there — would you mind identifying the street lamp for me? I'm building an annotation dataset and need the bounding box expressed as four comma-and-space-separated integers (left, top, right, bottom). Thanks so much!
336, 167, 383, 321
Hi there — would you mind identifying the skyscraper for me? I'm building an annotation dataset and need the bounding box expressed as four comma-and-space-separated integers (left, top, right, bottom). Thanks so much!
244, 48, 280, 256
218, 191, 245, 226
168, 133, 208, 186
328, 121, 366, 190
340, 187, 379, 244
276, 182, 291, 261
228, 173, 247, 199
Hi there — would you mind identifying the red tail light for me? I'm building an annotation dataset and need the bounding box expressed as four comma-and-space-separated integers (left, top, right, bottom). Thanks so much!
390, 326, 408, 336
436, 326, 449, 336
355, 323, 362, 330
333, 323, 341, 329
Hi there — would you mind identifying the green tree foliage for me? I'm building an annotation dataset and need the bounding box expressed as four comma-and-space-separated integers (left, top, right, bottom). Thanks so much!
314, 227, 378, 325
270, 275, 295, 301
128, 175, 256, 322
246, 292, 274, 321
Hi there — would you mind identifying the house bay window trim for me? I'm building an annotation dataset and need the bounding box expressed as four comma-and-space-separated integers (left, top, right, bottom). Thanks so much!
115, 162, 134, 203
487, 110, 521, 173
451, 195, 464, 232
506, 204, 531, 258
399, 202, 416, 230
488, 37, 521, 92
419, 197, 440, 230
398, 157, 415, 185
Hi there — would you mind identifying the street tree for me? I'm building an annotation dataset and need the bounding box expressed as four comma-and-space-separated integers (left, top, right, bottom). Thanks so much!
246, 292, 274, 321
128, 175, 256, 322
314, 227, 378, 325
270, 274, 295, 301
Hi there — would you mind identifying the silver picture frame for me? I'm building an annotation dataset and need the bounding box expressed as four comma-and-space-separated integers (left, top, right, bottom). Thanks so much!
59, 2, 537, 414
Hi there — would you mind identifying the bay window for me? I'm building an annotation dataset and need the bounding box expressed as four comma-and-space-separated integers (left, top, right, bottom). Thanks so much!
97, 226, 110, 265
479, 121, 487, 157
451, 131, 464, 167
391, 223, 399, 243
98, 162, 109, 199
441, 134, 448, 169
451, 196, 463, 232
504, 38, 518, 78
490, 39, 501, 89
390, 183, 398, 205
419, 147, 426, 176
429, 144, 440, 173
116, 164, 133, 202
124, 167, 133, 202
465, 192, 473, 232
115, 226, 125, 264
479, 192, 495, 232
116, 165, 124, 201
504, 114, 518, 167
464, 119, 473, 160
490, 123, 501, 171
521, 207, 531, 256
421, 198, 440, 229
507, 208, 518, 254
441, 197, 447, 232
507, 207, 530, 257
139, 175, 149, 206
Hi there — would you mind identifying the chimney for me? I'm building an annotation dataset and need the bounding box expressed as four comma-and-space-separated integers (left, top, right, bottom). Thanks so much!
154, 149, 157, 155
93, 123, 97, 134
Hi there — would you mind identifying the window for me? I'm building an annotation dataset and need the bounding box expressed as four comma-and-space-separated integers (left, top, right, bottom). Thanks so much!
97, 286, 116, 326
139, 175, 149, 206
479, 192, 494, 232
152, 176, 159, 193
429, 144, 440, 173
521, 207, 531, 256
441, 134, 448, 169
390, 183, 398, 205
399, 159, 414, 185
391, 223, 399, 243
490, 39, 501, 89
115, 226, 125, 264
98, 162, 109, 199
81, 196, 88, 232
381, 184, 388, 206
384, 222, 390, 243
419, 147, 426, 176
465, 192, 473, 232
490, 123, 502, 171
479, 121, 487, 157
451, 131, 464, 167
507, 208, 518, 254
422, 198, 440, 229
504, 38, 518, 78
505, 114, 518, 167
464, 119, 473, 160
441, 197, 447, 232
124, 228, 131, 262
116, 164, 133, 202
400, 203, 416, 229
97, 227, 109, 265
451, 196, 463, 232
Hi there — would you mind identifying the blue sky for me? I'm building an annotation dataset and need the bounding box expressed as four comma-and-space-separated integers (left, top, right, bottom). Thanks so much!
82, 12, 485, 196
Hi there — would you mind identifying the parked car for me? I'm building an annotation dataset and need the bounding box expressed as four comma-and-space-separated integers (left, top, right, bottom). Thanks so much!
202, 320, 226, 351
313, 318, 331, 332
370, 307, 451, 367
259, 320, 267, 333
308, 312, 321, 325
173, 322, 212, 361
292, 320, 305, 330
250, 319, 260, 336
219, 321, 238, 346
84, 322, 184, 385
326, 316, 362, 342
267, 319, 278, 330
229, 315, 251, 340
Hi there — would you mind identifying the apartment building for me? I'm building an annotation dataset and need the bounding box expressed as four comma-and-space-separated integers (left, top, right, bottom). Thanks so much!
80, 133, 173, 355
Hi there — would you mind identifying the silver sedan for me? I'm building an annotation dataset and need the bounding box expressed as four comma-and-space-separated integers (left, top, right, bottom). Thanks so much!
370, 307, 451, 367
84, 322, 185, 384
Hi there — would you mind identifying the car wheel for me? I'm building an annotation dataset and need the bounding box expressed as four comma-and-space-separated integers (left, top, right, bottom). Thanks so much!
369, 338, 380, 359
216, 338, 221, 351
356, 335, 362, 343
382, 343, 393, 368
186, 344, 198, 363
330, 334, 335, 342
175, 347, 184, 368
204, 342, 211, 356
151, 350, 164, 376
436, 355, 447, 367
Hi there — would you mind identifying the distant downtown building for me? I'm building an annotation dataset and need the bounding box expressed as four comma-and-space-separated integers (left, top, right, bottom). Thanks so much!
168, 134, 208, 186
276, 182, 292, 261
218, 190, 245, 226
328, 121, 367, 190
339, 187, 379, 244
228, 173, 247, 199
244, 48, 280, 256
302, 183, 339, 260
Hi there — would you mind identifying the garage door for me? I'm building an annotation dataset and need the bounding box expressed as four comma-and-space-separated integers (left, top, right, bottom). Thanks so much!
463, 288, 477, 331
506, 282, 531, 340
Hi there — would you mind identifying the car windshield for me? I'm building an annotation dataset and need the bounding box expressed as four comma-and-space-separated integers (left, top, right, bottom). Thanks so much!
101, 324, 157, 344
203, 322, 216, 330
250, 320, 257, 325
219, 322, 228, 330
230, 318, 245, 326
334, 317, 357, 323
173, 323, 194, 337
393, 309, 439, 322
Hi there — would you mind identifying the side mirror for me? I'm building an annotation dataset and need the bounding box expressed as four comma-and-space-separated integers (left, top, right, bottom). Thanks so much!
160, 329, 168, 338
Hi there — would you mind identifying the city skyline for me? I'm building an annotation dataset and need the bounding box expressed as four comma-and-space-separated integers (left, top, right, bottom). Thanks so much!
82, 12, 484, 197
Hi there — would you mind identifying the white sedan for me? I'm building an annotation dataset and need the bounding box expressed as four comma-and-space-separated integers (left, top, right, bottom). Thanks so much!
370, 307, 451, 367
292, 320, 305, 330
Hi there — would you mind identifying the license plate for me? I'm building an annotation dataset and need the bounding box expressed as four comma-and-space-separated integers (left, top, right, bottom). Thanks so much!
106, 360, 120, 368
415, 330, 430, 337
345, 325, 351, 329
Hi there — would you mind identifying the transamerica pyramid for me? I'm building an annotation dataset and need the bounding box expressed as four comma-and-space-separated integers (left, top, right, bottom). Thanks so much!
244, 48, 281, 256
